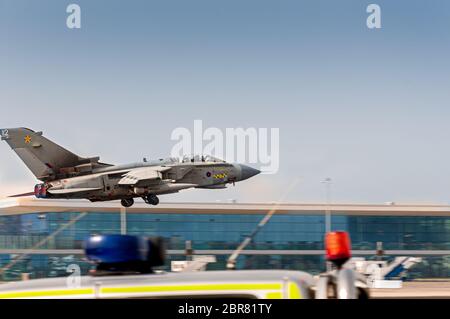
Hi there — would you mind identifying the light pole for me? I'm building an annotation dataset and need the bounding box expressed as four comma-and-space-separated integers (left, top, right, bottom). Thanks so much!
321, 177, 332, 272
120, 207, 127, 235
321, 178, 332, 233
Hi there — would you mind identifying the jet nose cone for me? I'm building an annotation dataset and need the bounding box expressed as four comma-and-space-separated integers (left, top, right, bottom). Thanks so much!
239, 164, 261, 181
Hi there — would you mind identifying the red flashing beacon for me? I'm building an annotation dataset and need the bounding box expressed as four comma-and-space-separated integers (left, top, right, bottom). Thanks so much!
325, 231, 351, 268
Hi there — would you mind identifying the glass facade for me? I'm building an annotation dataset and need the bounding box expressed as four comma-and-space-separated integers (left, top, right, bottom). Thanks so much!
0, 211, 449, 281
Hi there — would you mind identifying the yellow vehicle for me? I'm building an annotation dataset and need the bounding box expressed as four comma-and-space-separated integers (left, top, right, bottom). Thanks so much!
0, 269, 314, 299
0, 232, 369, 299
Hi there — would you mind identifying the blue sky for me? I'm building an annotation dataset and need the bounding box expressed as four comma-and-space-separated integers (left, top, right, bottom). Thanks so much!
1, 0, 450, 204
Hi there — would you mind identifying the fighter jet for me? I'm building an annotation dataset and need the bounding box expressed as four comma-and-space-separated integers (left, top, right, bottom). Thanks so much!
0, 128, 260, 207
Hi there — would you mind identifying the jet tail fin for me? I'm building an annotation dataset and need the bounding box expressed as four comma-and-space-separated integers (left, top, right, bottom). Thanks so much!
1, 128, 110, 181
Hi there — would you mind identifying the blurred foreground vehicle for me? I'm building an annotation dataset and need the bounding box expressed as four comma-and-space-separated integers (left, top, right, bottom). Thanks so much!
0, 232, 369, 299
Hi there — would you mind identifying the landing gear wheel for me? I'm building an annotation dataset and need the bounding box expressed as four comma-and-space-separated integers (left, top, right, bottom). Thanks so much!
121, 198, 134, 208
145, 194, 159, 206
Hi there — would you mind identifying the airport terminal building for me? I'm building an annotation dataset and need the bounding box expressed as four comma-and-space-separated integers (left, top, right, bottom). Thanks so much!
0, 198, 449, 281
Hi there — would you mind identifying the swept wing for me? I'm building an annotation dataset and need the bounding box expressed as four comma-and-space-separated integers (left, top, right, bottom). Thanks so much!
118, 166, 172, 187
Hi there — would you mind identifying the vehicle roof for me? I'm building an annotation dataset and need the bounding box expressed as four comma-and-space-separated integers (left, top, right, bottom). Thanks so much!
0, 270, 315, 292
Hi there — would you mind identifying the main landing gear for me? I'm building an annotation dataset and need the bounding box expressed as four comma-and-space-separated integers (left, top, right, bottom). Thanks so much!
121, 198, 134, 208
120, 194, 159, 207
144, 194, 159, 206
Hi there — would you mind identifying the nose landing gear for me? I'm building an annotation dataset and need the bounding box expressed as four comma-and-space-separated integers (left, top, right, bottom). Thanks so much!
121, 198, 134, 208
143, 194, 159, 206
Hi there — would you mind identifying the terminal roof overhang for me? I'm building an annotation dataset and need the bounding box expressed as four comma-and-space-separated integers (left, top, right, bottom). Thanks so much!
1, 197, 450, 216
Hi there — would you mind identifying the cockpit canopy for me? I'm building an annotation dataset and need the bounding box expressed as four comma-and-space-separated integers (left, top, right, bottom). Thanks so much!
180, 155, 226, 163
142, 155, 226, 165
